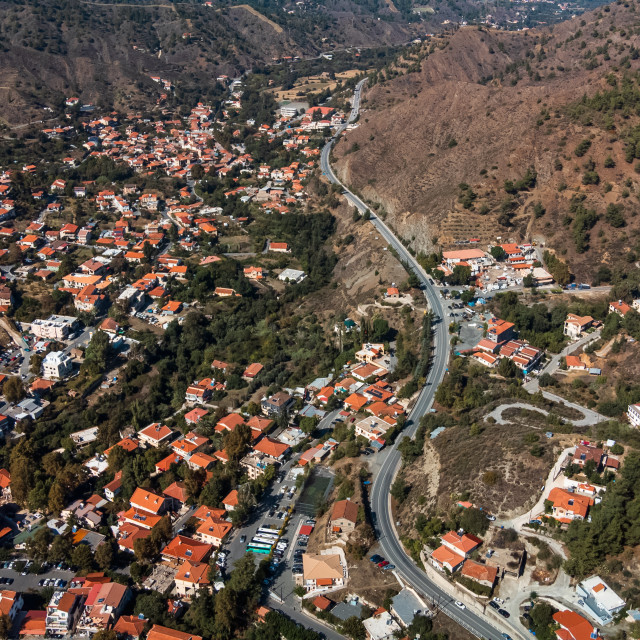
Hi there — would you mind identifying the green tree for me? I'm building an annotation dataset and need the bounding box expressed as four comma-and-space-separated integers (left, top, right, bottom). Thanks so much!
81, 331, 110, 376
94, 542, 114, 571
490, 246, 506, 261
498, 357, 518, 378
341, 617, 366, 640
460, 508, 489, 535
4, 376, 25, 403
26, 527, 53, 562
71, 544, 94, 572
391, 477, 409, 503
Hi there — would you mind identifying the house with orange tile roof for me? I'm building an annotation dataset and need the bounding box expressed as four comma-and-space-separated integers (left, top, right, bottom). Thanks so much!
19, 609, 46, 635
195, 516, 232, 547
297, 553, 345, 591
547, 488, 592, 524
330, 499, 358, 533
565, 355, 587, 371
76, 581, 130, 635
104, 438, 139, 458
103, 470, 123, 502
130, 488, 166, 516
246, 415, 273, 432
162, 300, 183, 315
112, 614, 147, 639
253, 437, 289, 461
184, 407, 208, 425
243, 363, 263, 379
155, 453, 182, 475
193, 505, 227, 521
174, 560, 210, 598
344, 393, 368, 412
214, 287, 240, 297
121, 505, 163, 530
564, 314, 594, 340
609, 300, 631, 316
161, 535, 213, 564
171, 431, 207, 458
163, 481, 188, 508
117, 522, 152, 552
185, 381, 211, 404
268, 241, 290, 253
215, 412, 245, 433
351, 362, 389, 382
244, 266, 266, 280
46, 590, 84, 635
552, 610, 602, 640
487, 318, 516, 344
317, 386, 334, 404
146, 624, 203, 640
222, 489, 238, 511
0, 469, 10, 501
187, 452, 216, 471
0, 590, 23, 621
460, 559, 498, 587
138, 423, 174, 448
430, 545, 465, 573
441, 531, 482, 558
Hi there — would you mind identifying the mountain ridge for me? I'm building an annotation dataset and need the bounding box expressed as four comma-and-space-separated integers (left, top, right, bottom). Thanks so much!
334, 2, 640, 282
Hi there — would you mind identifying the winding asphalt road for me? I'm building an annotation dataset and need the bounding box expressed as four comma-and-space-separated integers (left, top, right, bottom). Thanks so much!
321, 80, 515, 640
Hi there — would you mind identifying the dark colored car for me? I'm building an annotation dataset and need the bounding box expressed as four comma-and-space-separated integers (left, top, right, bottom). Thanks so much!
498, 609, 510, 619
369, 555, 383, 563
489, 601, 500, 610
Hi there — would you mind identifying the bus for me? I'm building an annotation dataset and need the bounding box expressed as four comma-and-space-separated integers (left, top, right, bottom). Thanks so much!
256, 529, 279, 539
252, 536, 276, 546
247, 545, 271, 555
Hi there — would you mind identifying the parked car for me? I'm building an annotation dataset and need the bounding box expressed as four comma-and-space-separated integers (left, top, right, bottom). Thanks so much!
377, 561, 389, 568
498, 609, 510, 619
489, 601, 500, 610
369, 555, 383, 563
382, 565, 395, 571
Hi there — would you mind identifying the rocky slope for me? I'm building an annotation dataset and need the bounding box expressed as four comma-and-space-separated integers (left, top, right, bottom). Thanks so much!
334, 2, 640, 282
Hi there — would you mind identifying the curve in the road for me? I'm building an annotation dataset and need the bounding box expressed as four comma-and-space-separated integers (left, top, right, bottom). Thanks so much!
321, 82, 511, 640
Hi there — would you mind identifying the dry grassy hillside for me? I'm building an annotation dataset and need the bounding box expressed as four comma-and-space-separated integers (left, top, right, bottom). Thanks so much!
334, 2, 640, 281
0, 0, 414, 125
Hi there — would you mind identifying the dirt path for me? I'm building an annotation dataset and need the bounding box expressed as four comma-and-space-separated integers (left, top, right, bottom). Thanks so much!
229, 4, 284, 33
486, 399, 603, 428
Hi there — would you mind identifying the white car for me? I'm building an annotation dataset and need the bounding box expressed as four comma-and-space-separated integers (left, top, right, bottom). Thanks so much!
454, 601, 466, 610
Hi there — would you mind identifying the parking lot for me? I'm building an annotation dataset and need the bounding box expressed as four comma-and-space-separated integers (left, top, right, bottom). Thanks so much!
0, 563, 75, 594
224, 459, 300, 573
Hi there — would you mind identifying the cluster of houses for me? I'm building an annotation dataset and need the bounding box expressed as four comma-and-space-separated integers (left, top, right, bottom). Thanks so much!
0, 571, 211, 639
469, 318, 543, 374
544, 442, 620, 525
0, 79, 351, 345
438, 244, 554, 290
429, 529, 499, 589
